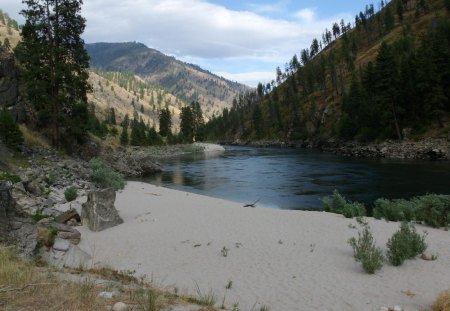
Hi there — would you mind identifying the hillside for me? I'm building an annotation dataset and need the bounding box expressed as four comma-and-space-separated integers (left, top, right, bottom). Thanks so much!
205, 0, 450, 143
0, 12, 188, 134
88, 70, 186, 131
86, 42, 250, 118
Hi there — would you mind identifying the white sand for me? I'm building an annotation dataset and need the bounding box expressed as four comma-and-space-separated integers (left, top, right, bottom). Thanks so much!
78, 182, 450, 311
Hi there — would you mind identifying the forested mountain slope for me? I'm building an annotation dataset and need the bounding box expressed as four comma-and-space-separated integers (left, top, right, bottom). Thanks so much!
204, 0, 450, 143
86, 42, 250, 118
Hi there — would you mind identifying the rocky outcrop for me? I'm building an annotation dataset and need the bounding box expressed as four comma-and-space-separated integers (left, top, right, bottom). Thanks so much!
0, 47, 19, 110
81, 188, 123, 231
0, 182, 37, 256
317, 138, 450, 160
103, 147, 162, 177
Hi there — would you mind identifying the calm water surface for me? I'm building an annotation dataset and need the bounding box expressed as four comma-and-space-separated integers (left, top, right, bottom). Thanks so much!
144, 146, 450, 210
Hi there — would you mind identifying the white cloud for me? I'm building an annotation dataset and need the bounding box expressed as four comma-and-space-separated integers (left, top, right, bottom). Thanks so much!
294, 8, 316, 23
1, 0, 352, 85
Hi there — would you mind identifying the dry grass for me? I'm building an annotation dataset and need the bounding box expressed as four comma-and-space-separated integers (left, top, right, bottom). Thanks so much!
433, 290, 450, 311
19, 125, 51, 148
0, 244, 217, 311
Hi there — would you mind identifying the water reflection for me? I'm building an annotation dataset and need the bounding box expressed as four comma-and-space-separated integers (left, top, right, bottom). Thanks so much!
144, 146, 450, 210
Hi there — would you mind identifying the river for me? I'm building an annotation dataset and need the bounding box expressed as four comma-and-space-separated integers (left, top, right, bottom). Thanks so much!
143, 145, 450, 210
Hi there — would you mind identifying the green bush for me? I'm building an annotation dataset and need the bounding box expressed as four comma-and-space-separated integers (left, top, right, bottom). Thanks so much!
386, 222, 427, 266
64, 186, 78, 202
0, 171, 21, 183
89, 158, 125, 190
348, 220, 384, 273
0, 109, 23, 147
373, 194, 450, 228
322, 190, 366, 218
414, 194, 450, 228
373, 198, 416, 222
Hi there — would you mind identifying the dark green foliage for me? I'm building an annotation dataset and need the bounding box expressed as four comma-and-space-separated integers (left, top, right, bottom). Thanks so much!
130, 117, 162, 146
202, 3, 450, 144
373, 198, 416, 221
180, 106, 194, 143
373, 194, 450, 227
159, 108, 172, 137
386, 222, 427, 266
0, 109, 23, 147
89, 158, 125, 190
120, 126, 129, 145
322, 190, 366, 218
64, 186, 78, 202
446, 0, 450, 12
414, 194, 450, 228
348, 220, 384, 273
0, 171, 21, 183
15, 0, 91, 148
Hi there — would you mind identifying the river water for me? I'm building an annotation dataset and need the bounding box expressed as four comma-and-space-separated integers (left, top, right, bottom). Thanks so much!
144, 146, 450, 210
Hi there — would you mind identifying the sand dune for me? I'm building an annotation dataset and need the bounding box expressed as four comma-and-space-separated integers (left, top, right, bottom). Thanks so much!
78, 181, 450, 311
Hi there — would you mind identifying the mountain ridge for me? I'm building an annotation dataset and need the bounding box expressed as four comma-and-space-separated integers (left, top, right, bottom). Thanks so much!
86, 42, 251, 118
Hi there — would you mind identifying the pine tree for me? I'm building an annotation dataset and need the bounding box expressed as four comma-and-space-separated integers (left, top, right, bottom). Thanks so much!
15, 0, 91, 147
120, 126, 128, 145
158, 107, 172, 137
180, 106, 194, 143
0, 109, 24, 147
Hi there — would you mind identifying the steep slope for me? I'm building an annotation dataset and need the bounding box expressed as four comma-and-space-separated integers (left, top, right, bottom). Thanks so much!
86, 42, 250, 118
88, 70, 186, 131
205, 0, 450, 143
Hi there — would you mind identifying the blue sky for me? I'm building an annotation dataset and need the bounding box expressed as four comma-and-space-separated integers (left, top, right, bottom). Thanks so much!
2, 0, 369, 87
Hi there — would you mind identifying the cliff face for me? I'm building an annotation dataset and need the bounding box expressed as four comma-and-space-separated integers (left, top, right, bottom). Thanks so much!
0, 46, 19, 110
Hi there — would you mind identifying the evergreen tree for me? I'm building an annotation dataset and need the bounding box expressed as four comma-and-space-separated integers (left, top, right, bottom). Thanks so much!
158, 107, 172, 137
0, 109, 23, 147
120, 126, 128, 145
15, 0, 91, 147
180, 106, 194, 143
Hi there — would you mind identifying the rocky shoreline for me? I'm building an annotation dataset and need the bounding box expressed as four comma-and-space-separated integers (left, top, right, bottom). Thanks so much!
0, 143, 214, 260
222, 137, 450, 160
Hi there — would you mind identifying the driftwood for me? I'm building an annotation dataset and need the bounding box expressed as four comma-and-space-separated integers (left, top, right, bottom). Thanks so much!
243, 199, 260, 208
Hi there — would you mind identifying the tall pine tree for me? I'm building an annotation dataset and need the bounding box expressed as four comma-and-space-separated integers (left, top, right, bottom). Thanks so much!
16, 0, 91, 147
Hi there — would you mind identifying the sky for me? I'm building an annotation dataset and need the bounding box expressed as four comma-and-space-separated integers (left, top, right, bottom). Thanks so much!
2, 1, 369, 87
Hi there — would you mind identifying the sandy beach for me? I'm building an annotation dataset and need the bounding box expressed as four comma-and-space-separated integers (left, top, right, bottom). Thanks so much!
78, 181, 450, 311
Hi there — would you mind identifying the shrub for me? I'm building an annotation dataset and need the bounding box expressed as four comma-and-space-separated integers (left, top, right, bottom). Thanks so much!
322, 190, 366, 218
0, 171, 21, 183
414, 194, 450, 228
89, 158, 125, 190
348, 220, 384, 274
64, 186, 78, 202
373, 198, 416, 222
433, 290, 450, 311
386, 222, 427, 266
0, 109, 23, 147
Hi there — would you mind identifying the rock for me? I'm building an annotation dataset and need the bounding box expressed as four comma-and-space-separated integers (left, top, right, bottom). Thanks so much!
55, 208, 81, 224
25, 180, 42, 196
420, 252, 436, 261
42, 244, 92, 268
81, 188, 123, 232
98, 291, 119, 299
38, 222, 81, 245
0, 182, 37, 256
112, 302, 128, 311
52, 237, 70, 251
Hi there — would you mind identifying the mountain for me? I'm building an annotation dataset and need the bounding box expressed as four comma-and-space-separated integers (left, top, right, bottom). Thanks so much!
204, 0, 450, 143
85, 42, 250, 118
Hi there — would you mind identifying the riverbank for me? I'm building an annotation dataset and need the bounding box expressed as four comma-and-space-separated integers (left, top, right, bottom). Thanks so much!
78, 181, 450, 311
222, 138, 450, 160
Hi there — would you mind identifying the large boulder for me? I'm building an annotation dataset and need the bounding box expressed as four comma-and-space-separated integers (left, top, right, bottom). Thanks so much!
81, 188, 123, 232
0, 182, 37, 256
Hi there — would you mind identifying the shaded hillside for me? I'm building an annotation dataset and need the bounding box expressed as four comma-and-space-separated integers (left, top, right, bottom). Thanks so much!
205, 0, 450, 143
86, 42, 250, 118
